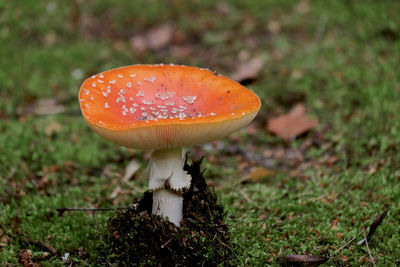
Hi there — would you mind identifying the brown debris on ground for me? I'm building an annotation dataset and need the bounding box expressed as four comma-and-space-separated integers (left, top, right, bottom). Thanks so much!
97, 158, 235, 266
267, 103, 318, 141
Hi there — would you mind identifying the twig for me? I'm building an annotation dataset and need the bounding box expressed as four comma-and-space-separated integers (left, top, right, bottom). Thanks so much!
313, 13, 328, 41
331, 227, 361, 257
331, 236, 357, 256
57, 205, 136, 215
23, 237, 57, 255
329, 228, 362, 266
238, 187, 253, 203
161, 238, 173, 248
8, 222, 57, 255
364, 232, 376, 267
58, 207, 129, 212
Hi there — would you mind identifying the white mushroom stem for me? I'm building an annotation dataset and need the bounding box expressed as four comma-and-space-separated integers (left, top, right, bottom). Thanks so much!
152, 190, 183, 226
148, 148, 191, 226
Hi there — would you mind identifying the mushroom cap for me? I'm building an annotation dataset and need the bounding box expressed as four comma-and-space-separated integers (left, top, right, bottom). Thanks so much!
79, 64, 261, 150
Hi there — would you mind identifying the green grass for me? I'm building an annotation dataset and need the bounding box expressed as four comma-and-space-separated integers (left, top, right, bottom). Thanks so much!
1, 0, 399, 265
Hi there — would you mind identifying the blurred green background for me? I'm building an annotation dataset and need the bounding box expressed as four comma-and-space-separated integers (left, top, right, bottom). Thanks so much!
0, 0, 399, 265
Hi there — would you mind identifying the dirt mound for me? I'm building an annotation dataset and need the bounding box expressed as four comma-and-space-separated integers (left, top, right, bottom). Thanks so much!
98, 158, 235, 266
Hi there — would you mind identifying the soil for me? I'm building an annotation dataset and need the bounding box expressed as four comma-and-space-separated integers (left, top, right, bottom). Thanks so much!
97, 158, 235, 266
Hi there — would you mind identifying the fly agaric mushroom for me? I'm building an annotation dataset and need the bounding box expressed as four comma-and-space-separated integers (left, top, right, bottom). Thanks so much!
78, 64, 260, 226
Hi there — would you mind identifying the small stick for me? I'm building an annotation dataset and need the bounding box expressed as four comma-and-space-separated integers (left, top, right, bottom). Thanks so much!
313, 13, 328, 41
57, 207, 129, 212
331, 228, 361, 256
364, 232, 376, 267
57, 205, 136, 215
331, 236, 357, 256
161, 238, 173, 248
238, 187, 253, 203
23, 237, 57, 255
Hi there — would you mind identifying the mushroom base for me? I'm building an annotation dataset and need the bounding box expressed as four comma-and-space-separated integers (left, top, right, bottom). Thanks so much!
98, 158, 235, 266
152, 189, 182, 226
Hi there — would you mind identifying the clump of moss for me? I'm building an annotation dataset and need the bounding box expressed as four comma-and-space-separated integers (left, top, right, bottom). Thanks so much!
98, 158, 235, 266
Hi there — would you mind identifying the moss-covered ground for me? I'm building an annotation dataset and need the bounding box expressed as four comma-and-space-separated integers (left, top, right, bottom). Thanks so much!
0, 0, 399, 265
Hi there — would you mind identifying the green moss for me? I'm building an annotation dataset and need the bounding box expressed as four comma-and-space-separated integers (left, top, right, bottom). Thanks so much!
1, 0, 400, 265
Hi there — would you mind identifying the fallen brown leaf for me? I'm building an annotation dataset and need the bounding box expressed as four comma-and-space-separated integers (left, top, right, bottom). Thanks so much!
130, 24, 175, 53
19, 249, 40, 267
267, 103, 317, 141
279, 254, 329, 266
357, 209, 389, 245
19, 249, 32, 267
170, 45, 192, 58
239, 167, 275, 184
34, 98, 66, 115
296, 0, 311, 14
359, 255, 370, 264
45, 121, 62, 136
366, 209, 389, 240
230, 56, 264, 83
110, 186, 123, 199
216, 2, 231, 15
341, 255, 349, 261
147, 24, 175, 50
0, 234, 8, 247
16, 98, 66, 116
268, 20, 281, 34
122, 159, 140, 182
130, 35, 147, 54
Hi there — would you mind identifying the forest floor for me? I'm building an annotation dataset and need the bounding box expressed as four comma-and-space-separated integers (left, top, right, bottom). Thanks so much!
0, 0, 399, 266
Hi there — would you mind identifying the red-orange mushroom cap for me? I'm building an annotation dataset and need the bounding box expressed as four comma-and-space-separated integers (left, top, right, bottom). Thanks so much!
79, 64, 261, 150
